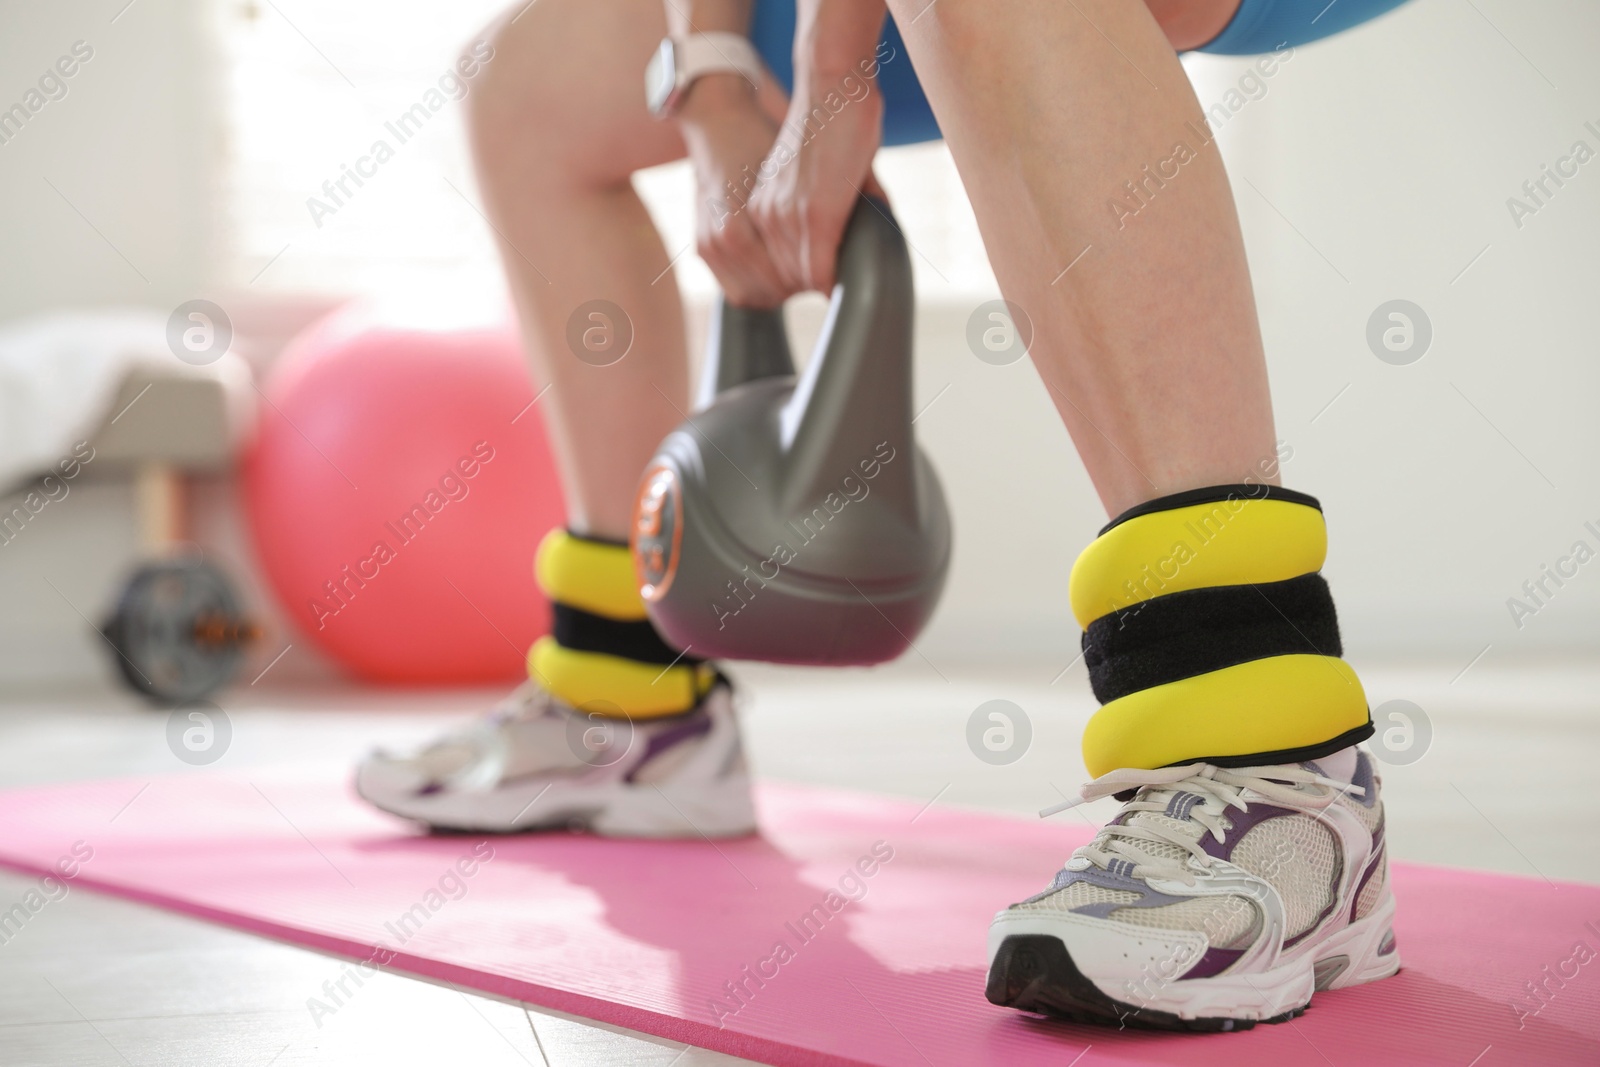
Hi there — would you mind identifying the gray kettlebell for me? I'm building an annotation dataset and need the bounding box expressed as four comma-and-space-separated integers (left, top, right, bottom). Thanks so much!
630, 196, 951, 665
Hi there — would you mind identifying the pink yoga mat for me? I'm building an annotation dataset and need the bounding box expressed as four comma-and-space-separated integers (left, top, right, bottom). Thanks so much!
0, 766, 1595, 1066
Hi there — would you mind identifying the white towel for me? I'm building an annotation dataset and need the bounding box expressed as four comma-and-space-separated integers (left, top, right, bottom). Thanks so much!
0, 308, 250, 490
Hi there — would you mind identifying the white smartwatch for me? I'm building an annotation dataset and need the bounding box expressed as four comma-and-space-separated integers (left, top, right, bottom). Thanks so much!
645, 32, 763, 118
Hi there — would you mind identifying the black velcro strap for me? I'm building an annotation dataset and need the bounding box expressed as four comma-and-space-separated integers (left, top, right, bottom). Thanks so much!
1195, 720, 1375, 770
1083, 573, 1342, 704
1099, 483, 1321, 536
552, 602, 700, 666
1108, 720, 1378, 800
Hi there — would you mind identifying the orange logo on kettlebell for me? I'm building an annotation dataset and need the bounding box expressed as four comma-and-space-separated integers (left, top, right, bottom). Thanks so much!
632, 464, 682, 602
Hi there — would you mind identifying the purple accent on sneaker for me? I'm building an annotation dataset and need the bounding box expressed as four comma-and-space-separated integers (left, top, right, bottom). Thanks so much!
1378, 928, 1397, 955
1284, 906, 1339, 949
1164, 791, 1205, 822
1349, 750, 1378, 808
1179, 946, 1244, 980
417, 781, 444, 796
1030, 865, 1191, 918
622, 710, 713, 784
1349, 860, 1379, 923
1195, 799, 1345, 948
1284, 835, 1350, 949
1349, 831, 1387, 924
1197, 802, 1295, 862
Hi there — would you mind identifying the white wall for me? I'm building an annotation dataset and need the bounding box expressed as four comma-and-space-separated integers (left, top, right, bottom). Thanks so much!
1185, 0, 1600, 666
0, 0, 219, 318
0, 0, 224, 687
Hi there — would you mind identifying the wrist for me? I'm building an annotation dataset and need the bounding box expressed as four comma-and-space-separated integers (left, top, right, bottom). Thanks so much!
794, 5, 886, 86
800, 44, 873, 86
788, 66, 884, 129
793, 47, 884, 111
674, 71, 758, 125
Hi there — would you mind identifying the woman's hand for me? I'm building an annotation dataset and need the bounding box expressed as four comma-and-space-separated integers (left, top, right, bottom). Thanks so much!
675, 36, 888, 305
748, 73, 886, 296
677, 74, 792, 308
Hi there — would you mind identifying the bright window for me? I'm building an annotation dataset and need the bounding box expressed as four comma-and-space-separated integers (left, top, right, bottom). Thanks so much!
216, 0, 998, 304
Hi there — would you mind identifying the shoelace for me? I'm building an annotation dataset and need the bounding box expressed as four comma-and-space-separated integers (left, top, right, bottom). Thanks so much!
484, 680, 552, 729
1040, 764, 1364, 886
410, 682, 552, 789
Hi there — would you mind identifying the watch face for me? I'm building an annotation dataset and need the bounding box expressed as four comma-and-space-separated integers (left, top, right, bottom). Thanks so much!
645, 37, 677, 116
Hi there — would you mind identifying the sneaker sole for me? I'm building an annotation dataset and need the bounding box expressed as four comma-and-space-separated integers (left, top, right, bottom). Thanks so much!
356, 771, 758, 839
985, 934, 1302, 1032
986, 895, 1401, 1031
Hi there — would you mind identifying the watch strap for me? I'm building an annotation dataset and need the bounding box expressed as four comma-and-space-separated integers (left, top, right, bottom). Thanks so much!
676, 31, 763, 89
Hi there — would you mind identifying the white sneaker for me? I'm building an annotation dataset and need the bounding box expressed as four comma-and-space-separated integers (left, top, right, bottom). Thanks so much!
355, 679, 756, 838
986, 749, 1399, 1031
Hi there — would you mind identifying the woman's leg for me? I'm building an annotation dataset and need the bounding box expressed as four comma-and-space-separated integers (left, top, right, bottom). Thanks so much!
885, 0, 1392, 1028
461, 0, 746, 725
465, 0, 692, 542
888, 0, 1275, 518
359, 2, 760, 836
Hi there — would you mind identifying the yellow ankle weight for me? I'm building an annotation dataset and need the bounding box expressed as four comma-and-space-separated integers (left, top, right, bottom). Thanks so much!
530, 530, 709, 718
536, 530, 652, 621
1072, 486, 1371, 777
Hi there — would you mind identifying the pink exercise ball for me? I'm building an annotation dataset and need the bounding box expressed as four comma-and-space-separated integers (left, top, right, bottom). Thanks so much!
243, 302, 565, 684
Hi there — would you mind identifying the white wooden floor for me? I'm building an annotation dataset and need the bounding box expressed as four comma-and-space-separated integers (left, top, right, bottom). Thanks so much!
2, 656, 1595, 1066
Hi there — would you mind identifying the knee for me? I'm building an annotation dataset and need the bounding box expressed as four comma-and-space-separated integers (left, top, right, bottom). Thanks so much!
911, 0, 1239, 54
1143, 0, 1241, 52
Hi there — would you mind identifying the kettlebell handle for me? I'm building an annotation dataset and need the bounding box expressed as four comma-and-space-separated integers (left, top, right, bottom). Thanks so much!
694, 298, 795, 410
694, 196, 919, 520
779, 196, 916, 516
697, 196, 906, 407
